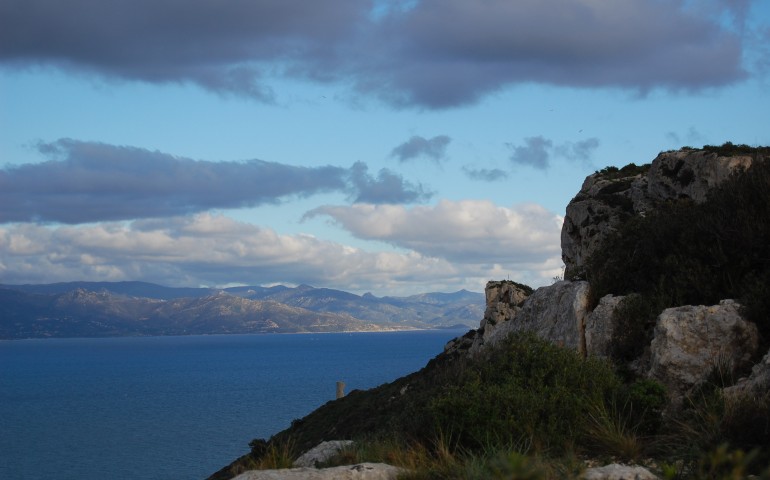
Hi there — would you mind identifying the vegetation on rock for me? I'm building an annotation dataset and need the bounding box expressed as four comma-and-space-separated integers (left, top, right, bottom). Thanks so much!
586, 151, 770, 352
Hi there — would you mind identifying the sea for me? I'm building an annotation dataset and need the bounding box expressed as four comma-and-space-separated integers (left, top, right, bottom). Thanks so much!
0, 329, 466, 480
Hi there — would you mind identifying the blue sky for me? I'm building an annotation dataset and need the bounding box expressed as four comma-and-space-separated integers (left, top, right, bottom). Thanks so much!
1, 0, 769, 295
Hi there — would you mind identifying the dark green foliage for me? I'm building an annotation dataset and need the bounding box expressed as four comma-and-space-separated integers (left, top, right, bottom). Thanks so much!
586, 156, 770, 347
606, 294, 659, 363
595, 163, 650, 180
621, 378, 667, 436
426, 333, 621, 453
703, 141, 770, 157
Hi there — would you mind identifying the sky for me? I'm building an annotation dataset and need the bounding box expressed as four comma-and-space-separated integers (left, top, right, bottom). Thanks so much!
1, 0, 769, 296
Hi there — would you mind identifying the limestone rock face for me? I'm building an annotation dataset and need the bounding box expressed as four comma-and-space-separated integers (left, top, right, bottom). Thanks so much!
509, 280, 590, 353
444, 281, 531, 356
562, 150, 754, 279
451, 281, 590, 356
584, 294, 626, 358
648, 300, 759, 397
647, 150, 753, 203
233, 463, 403, 480
561, 171, 648, 279
482, 280, 529, 328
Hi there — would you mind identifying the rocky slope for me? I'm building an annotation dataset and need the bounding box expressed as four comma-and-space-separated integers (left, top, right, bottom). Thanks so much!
211, 144, 770, 479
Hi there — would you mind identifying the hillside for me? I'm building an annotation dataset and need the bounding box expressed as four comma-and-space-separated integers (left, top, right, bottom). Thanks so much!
209, 144, 770, 480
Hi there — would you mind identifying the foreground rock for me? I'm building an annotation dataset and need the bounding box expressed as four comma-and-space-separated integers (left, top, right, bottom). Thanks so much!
648, 300, 759, 399
293, 440, 354, 468
581, 463, 659, 480
232, 463, 403, 480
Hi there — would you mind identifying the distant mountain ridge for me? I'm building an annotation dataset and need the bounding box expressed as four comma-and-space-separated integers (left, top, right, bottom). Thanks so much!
0, 282, 483, 339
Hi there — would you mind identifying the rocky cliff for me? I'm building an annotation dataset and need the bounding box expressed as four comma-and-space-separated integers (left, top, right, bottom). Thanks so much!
561, 147, 755, 279
449, 144, 769, 402
212, 145, 770, 479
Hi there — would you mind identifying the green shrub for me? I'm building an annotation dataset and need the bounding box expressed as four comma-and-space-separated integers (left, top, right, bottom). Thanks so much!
586, 154, 770, 348
426, 332, 621, 454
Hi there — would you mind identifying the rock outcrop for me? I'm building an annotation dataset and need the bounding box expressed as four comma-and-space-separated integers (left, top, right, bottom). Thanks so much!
561, 149, 754, 279
293, 441, 354, 468
447, 280, 637, 360
647, 300, 759, 399
232, 463, 403, 480
444, 280, 532, 355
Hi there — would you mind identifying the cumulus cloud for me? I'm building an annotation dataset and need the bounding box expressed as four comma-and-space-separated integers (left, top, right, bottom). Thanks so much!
0, 139, 428, 223
305, 199, 562, 265
390, 135, 451, 162
508, 136, 600, 169
0, 0, 753, 108
0, 212, 559, 293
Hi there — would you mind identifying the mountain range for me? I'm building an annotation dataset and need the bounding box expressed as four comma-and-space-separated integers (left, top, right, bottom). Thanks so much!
0, 281, 483, 339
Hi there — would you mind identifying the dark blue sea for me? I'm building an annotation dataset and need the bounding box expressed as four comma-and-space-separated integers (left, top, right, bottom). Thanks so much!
0, 329, 466, 480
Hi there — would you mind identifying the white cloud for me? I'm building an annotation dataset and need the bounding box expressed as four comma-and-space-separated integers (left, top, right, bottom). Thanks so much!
0, 209, 563, 294
305, 199, 563, 265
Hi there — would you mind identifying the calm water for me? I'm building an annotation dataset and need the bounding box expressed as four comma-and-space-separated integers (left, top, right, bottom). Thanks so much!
0, 330, 465, 480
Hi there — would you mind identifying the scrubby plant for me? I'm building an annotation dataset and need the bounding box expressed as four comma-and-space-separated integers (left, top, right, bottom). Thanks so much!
426, 332, 622, 454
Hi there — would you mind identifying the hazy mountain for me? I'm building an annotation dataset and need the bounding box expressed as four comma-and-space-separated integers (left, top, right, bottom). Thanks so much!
0, 282, 483, 339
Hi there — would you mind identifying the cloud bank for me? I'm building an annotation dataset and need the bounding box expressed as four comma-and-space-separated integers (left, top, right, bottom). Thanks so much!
0, 212, 563, 294
305, 200, 562, 265
0, 139, 429, 224
0, 0, 754, 108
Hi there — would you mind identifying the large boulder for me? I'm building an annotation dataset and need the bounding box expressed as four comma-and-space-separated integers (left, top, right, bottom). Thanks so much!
647, 300, 759, 398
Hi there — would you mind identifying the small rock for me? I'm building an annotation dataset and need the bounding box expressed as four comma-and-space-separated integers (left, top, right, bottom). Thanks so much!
582, 463, 659, 480
232, 463, 403, 480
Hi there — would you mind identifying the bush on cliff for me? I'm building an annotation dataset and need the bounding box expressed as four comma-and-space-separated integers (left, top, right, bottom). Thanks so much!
427, 332, 621, 453
586, 155, 770, 351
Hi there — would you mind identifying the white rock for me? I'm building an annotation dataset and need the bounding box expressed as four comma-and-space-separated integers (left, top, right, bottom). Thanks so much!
232, 463, 403, 480
582, 463, 659, 480
293, 440, 354, 467
648, 300, 759, 397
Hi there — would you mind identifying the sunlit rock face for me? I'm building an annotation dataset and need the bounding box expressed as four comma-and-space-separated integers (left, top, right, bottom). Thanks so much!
446, 280, 591, 357
561, 149, 754, 279
648, 300, 759, 400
